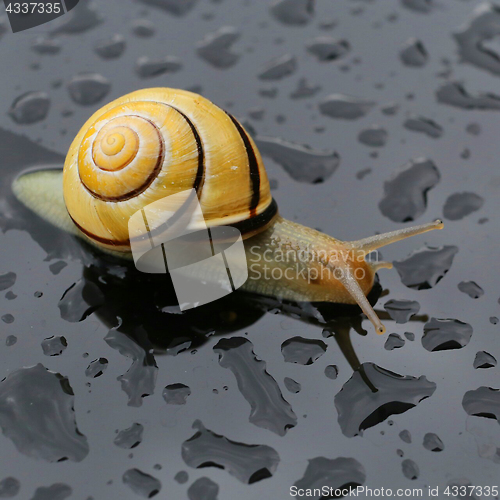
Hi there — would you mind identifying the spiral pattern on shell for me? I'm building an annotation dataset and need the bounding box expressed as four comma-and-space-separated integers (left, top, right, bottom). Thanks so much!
63, 88, 275, 252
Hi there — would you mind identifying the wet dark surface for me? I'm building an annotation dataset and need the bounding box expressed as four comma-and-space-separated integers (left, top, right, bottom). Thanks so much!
0, 0, 499, 498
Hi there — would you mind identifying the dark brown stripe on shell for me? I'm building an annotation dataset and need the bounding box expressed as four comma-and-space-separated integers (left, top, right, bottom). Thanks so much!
226, 113, 261, 217
167, 105, 205, 194
230, 198, 277, 236
69, 213, 131, 248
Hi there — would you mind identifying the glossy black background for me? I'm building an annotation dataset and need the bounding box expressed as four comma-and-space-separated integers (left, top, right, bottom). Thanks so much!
0, 0, 499, 498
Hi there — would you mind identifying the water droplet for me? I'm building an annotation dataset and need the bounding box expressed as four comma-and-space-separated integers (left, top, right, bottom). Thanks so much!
473, 351, 497, 369
1, 314, 14, 324
85, 358, 109, 378
93, 34, 126, 59
384, 299, 420, 323
248, 108, 265, 120
255, 136, 339, 184
436, 81, 500, 110
281, 337, 327, 365
0, 272, 16, 291
490, 316, 498, 325
174, 471, 189, 484
270, 0, 314, 26
67, 73, 111, 106
462, 148, 472, 158
31, 37, 61, 55
401, 0, 433, 13
58, 279, 104, 322
30, 483, 72, 500
114, 423, 144, 449
423, 432, 444, 451
319, 94, 375, 120
454, 4, 500, 75
384, 333, 406, 350
138, 0, 198, 16
258, 54, 297, 80
51, 2, 102, 34
290, 77, 321, 99
318, 18, 337, 30
379, 158, 440, 222
132, 19, 156, 37
443, 192, 484, 220
394, 245, 458, 289
325, 365, 339, 380
400, 38, 428, 67
122, 469, 161, 498
162, 383, 191, 405
402, 459, 419, 480
0, 477, 20, 498
404, 116, 443, 138
5, 335, 17, 346
0, 364, 89, 462
422, 318, 473, 351
356, 167, 372, 180
9, 92, 50, 125
41, 336, 67, 356
259, 87, 278, 98
136, 56, 182, 78
214, 337, 297, 435
466, 122, 481, 135
358, 125, 388, 147
49, 261, 67, 275
334, 363, 436, 437
463, 386, 500, 423
457, 281, 484, 299
293, 457, 366, 493
399, 429, 412, 443
187, 477, 219, 500
182, 420, 280, 483
284, 377, 301, 393
196, 26, 240, 68
306, 37, 350, 62
104, 329, 158, 407
381, 102, 399, 115
404, 332, 415, 341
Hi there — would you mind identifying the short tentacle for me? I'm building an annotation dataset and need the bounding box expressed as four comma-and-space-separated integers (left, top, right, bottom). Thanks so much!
333, 262, 386, 334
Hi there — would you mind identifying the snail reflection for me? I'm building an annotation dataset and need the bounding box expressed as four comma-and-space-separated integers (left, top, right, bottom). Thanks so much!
64, 253, 436, 437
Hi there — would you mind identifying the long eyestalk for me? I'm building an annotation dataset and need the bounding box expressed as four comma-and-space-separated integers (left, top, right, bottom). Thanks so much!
347, 219, 444, 254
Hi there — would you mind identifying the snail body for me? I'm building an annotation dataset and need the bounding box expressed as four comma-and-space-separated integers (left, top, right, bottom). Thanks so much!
13, 88, 443, 334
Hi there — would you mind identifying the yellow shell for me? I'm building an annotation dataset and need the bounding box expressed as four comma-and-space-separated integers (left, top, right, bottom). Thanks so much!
63, 87, 275, 253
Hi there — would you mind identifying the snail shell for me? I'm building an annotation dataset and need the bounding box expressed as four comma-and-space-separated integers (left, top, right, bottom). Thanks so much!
63, 88, 277, 253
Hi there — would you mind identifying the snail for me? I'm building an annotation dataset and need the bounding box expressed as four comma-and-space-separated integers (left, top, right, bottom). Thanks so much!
12, 87, 443, 335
